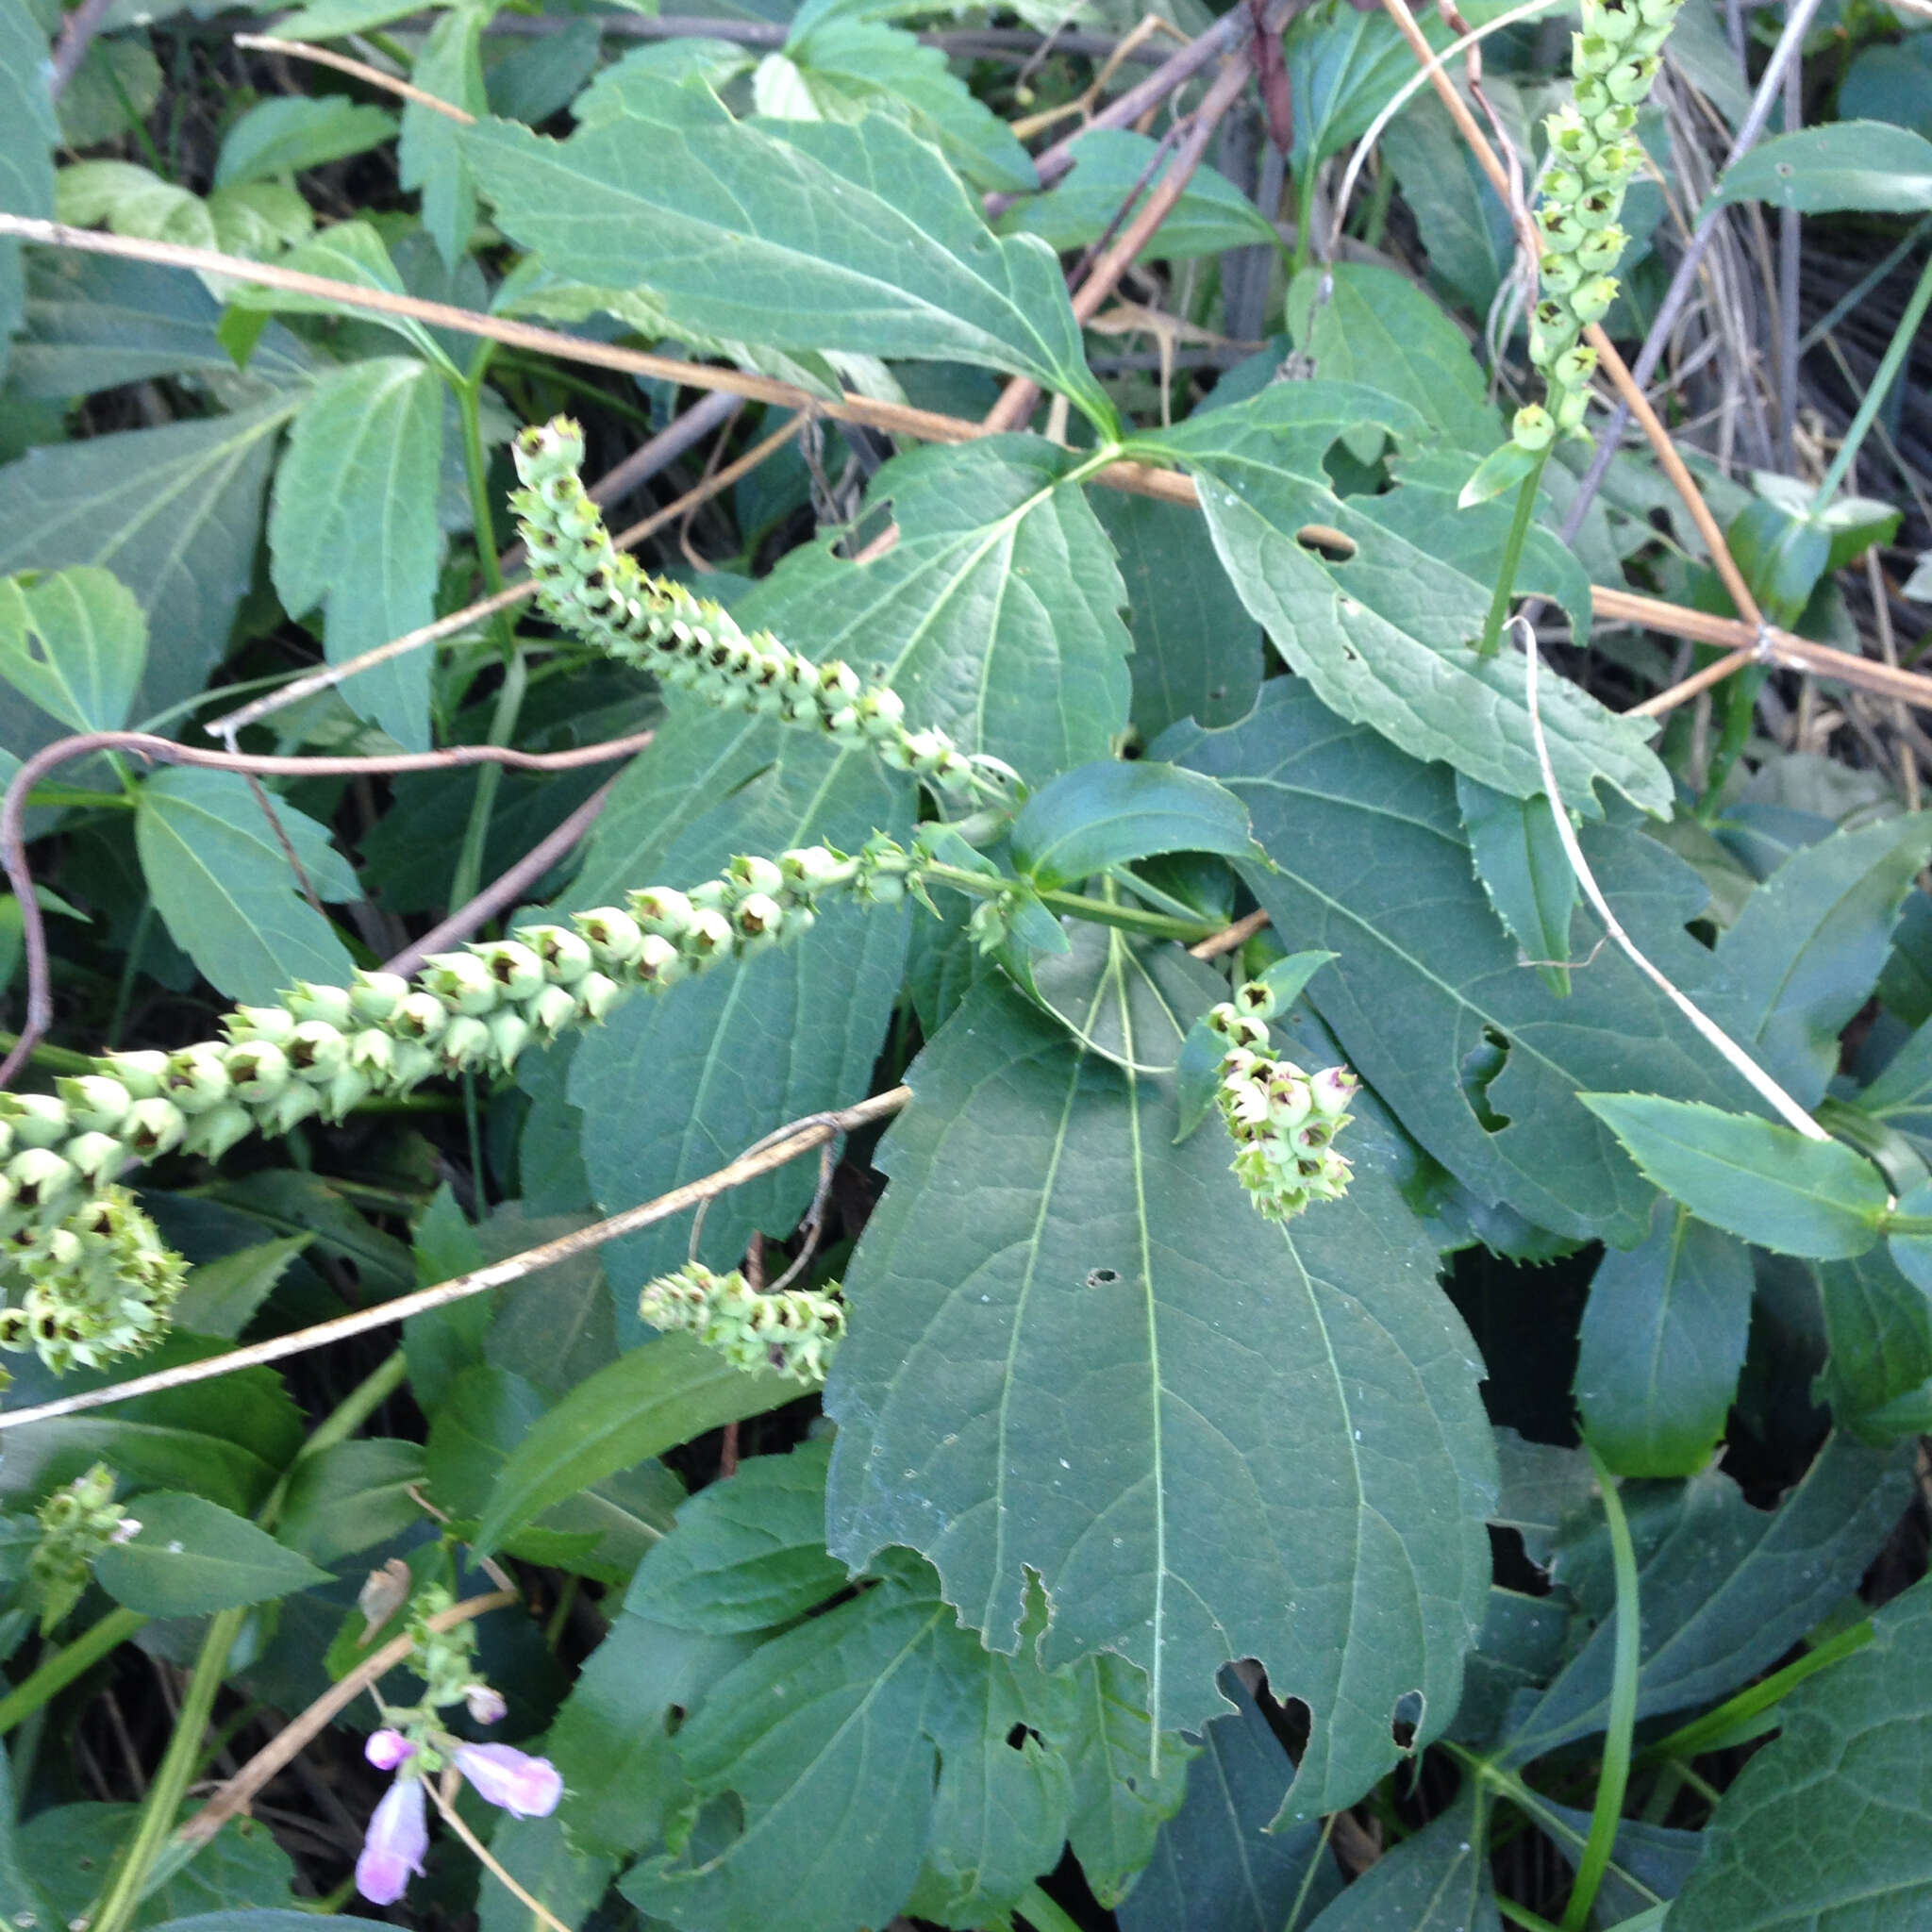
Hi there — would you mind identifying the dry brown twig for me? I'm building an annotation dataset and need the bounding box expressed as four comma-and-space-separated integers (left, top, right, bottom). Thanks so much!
0, 1087, 912, 1433
233, 32, 476, 121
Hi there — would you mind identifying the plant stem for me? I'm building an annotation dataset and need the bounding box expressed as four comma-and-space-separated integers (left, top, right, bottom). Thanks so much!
1639, 1618, 1872, 1764
1036, 888, 1217, 942
1015, 1884, 1085, 1932
1499, 1901, 1567, 1932
0, 1605, 148, 1736
1562, 1443, 1641, 1932
88, 1605, 249, 1932
1477, 451, 1549, 657
1811, 246, 1932, 513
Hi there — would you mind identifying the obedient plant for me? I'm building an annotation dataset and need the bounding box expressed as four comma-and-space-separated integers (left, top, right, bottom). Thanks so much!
0, 5, 1925, 1930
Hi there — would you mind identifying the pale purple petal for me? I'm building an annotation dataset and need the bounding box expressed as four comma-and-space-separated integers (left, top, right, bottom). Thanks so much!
364, 1728, 416, 1772
453, 1743, 563, 1818
355, 1774, 427, 1905
464, 1684, 508, 1725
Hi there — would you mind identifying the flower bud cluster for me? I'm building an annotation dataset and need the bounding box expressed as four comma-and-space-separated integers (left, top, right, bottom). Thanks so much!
0, 826, 938, 1372
512, 418, 998, 799
1511, 0, 1681, 453
0, 1187, 185, 1375
1207, 987, 1358, 1221
28, 1461, 141, 1632
638, 1260, 845, 1383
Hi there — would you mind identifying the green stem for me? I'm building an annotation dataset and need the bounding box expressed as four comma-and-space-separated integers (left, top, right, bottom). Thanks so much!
89, 1606, 249, 1932
1640, 1618, 1872, 1765
1881, 1212, 1932, 1237
1499, 1901, 1567, 1932
1811, 246, 1932, 512
1036, 888, 1216, 942
0, 1032, 98, 1076
1476, 452, 1550, 658
0, 1606, 148, 1737
296, 1348, 408, 1466
1562, 1443, 1641, 1932
1014, 1883, 1085, 1932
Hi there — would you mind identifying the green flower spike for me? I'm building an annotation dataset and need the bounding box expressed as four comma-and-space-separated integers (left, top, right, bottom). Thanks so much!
637, 1260, 846, 1383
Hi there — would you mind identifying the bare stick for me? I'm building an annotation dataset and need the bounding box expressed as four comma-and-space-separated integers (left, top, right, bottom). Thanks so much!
426, 1778, 570, 1932
233, 32, 476, 120
982, 43, 1257, 432
1521, 619, 1826, 1141
180, 1591, 517, 1845
383, 776, 619, 976
1188, 908, 1271, 959
49, 0, 118, 95
209, 405, 807, 736
0, 1087, 912, 1432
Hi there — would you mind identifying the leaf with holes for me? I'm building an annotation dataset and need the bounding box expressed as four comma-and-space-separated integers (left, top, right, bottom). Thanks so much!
0, 564, 145, 733
134, 765, 358, 1005
824, 957, 1495, 1813
1708, 119, 1932, 213
1129, 385, 1660, 814
1168, 682, 1773, 1244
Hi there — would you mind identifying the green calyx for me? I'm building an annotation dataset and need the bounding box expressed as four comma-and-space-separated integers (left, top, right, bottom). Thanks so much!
1512, 0, 1683, 453
29, 1462, 141, 1632
1206, 984, 1359, 1223
638, 1260, 845, 1383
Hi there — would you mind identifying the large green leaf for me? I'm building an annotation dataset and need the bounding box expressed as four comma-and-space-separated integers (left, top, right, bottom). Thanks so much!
1116, 1674, 1341, 1932
998, 129, 1279, 259
625, 1441, 848, 1634
1285, 0, 1414, 172
0, 0, 57, 372
1090, 488, 1262, 744
275, 1439, 425, 1565
1711, 814, 1932, 1105
1169, 682, 1770, 1243
1011, 760, 1254, 889
1130, 387, 1660, 813
1580, 1095, 1890, 1260
465, 89, 1112, 426
135, 765, 358, 1004
1670, 1570, 1932, 1930
0, 400, 294, 725
0, 564, 146, 733
779, 16, 1036, 194
1574, 1197, 1754, 1476
1302, 1786, 1497, 1931
1457, 774, 1581, 998
1286, 262, 1500, 458
623, 1551, 1070, 1932
1062, 1654, 1195, 1907
93, 1492, 326, 1617
474, 1335, 796, 1556
1709, 120, 1932, 213
824, 962, 1496, 1810
1504, 1434, 1913, 1764
268, 356, 445, 749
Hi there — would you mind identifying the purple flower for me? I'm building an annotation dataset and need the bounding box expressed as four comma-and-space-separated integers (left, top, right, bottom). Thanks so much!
464, 1684, 508, 1726
452, 1743, 563, 1818
364, 1728, 416, 1772
355, 1774, 427, 1906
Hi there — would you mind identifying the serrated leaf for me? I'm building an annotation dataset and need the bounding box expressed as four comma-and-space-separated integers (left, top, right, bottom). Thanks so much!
275, 1439, 426, 1564
135, 765, 357, 1004
172, 1232, 312, 1340
783, 17, 1036, 194
465, 92, 1113, 426
998, 127, 1278, 259
1286, 261, 1500, 461
1012, 760, 1254, 889
214, 95, 398, 187
1131, 386, 1659, 814
1708, 119, 1932, 213
0, 564, 145, 732
623, 1552, 1069, 1932
1580, 1094, 1890, 1260
400, 5, 487, 267
1090, 488, 1262, 744
1303, 1785, 1497, 1931
268, 356, 444, 749
93, 1491, 326, 1617
1574, 1197, 1753, 1476
228, 220, 449, 368
1168, 682, 1774, 1243
1503, 1434, 1913, 1764
1669, 1569, 1932, 1931
824, 962, 1495, 1810
474, 1336, 795, 1557
1117, 1672, 1341, 1932
1712, 814, 1932, 1106
1457, 774, 1580, 997
0, 399, 293, 725
625, 1441, 848, 1634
